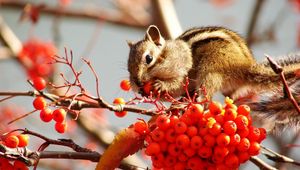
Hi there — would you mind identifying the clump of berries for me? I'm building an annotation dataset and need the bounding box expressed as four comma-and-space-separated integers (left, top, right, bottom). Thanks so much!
0, 133, 30, 170
144, 98, 266, 169
31, 77, 67, 134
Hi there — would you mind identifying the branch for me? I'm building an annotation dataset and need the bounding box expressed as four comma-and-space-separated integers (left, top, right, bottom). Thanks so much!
250, 156, 278, 170
0, 144, 146, 170
261, 146, 300, 167
0, 0, 149, 29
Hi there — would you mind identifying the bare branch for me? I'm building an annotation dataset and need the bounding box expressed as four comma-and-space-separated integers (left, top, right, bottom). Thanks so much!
250, 156, 278, 170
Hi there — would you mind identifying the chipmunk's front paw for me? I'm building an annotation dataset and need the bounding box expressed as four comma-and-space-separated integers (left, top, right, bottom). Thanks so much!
152, 79, 166, 95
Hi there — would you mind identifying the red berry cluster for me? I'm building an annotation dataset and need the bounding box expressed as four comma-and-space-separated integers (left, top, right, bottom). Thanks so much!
145, 98, 266, 170
32, 77, 67, 134
18, 39, 56, 79
0, 134, 30, 169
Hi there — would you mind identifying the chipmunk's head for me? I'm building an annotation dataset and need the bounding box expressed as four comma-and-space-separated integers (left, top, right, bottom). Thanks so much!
127, 25, 165, 94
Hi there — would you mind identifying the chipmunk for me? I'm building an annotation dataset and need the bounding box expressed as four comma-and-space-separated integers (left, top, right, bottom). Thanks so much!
127, 25, 299, 101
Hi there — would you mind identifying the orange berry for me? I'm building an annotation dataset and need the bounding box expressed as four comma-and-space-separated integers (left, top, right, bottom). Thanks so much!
258, 128, 267, 143
224, 108, 237, 121
214, 114, 225, 124
229, 134, 241, 146
198, 146, 212, 158
248, 127, 260, 141
238, 152, 250, 163
237, 127, 249, 138
133, 120, 148, 135
237, 138, 250, 152
184, 147, 196, 157
120, 79, 131, 91
0, 158, 11, 169
203, 134, 215, 147
186, 126, 198, 137
33, 96, 47, 110
178, 153, 188, 162
151, 128, 165, 142
169, 115, 180, 127
176, 134, 190, 148
174, 162, 186, 170
214, 146, 229, 158
223, 120, 237, 135
235, 115, 249, 130
55, 122, 67, 134
13, 160, 29, 170
145, 142, 160, 156
189, 104, 203, 119
167, 143, 181, 156
17, 134, 29, 147
224, 154, 239, 169
156, 115, 170, 130
248, 141, 260, 156
209, 123, 222, 136
159, 141, 168, 152
190, 136, 203, 149
216, 133, 230, 146
53, 108, 66, 123
40, 108, 53, 122
187, 157, 203, 169
174, 121, 187, 134
143, 81, 152, 95
237, 104, 250, 116
113, 97, 126, 104
32, 77, 46, 91
164, 155, 176, 167
165, 128, 176, 143
5, 135, 19, 148
209, 101, 223, 115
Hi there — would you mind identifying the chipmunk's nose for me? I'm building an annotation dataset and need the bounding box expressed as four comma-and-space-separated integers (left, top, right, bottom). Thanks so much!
135, 79, 143, 87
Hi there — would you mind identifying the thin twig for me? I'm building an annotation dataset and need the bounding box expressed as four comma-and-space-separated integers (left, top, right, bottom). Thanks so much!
266, 55, 300, 114
250, 156, 278, 170
261, 145, 300, 166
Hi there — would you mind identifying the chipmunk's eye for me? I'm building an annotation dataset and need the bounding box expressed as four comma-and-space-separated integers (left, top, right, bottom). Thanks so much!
145, 54, 153, 65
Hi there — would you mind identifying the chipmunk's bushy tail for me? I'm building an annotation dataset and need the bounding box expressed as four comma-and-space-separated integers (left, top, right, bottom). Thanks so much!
235, 54, 300, 133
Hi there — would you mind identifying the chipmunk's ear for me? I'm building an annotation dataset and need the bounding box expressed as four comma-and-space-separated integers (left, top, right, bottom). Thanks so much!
144, 25, 165, 46
126, 40, 134, 48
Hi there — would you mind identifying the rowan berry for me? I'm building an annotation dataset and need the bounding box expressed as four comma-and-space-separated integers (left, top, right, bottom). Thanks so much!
198, 125, 209, 136
238, 127, 249, 138
145, 142, 160, 156
216, 133, 230, 146
133, 120, 148, 135
55, 122, 67, 134
214, 114, 225, 124
159, 141, 168, 152
206, 117, 216, 128
176, 134, 190, 148
151, 128, 164, 141
237, 138, 250, 152
174, 121, 187, 134
258, 127, 267, 142
189, 104, 203, 119
223, 120, 237, 135
238, 152, 250, 163
237, 104, 250, 116
33, 97, 47, 110
180, 112, 195, 125
17, 134, 29, 147
248, 127, 260, 141
169, 115, 180, 127
165, 128, 176, 143
198, 146, 212, 158
214, 146, 229, 158
235, 115, 249, 130
248, 141, 260, 156
187, 157, 203, 169
186, 126, 198, 137
209, 101, 223, 115
178, 153, 188, 162
168, 144, 181, 156
0, 158, 10, 168
209, 123, 222, 136
53, 108, 66, 123
229, 134, 241, 146
174, 162, 186, 170
156, 115, 170, 130
120, 79, 131, 91
224, 154, 239, 169
164, 155, 176, 167
184, 147, 196, 157
190, 136, 203, 149
203, 134, 215, 147
212, 153, 224, 164
13, 160, 29, 170
224, 108, 237, 121
143, 81, 152, 95
5, 135, 19, 148
40, 108, 53, 122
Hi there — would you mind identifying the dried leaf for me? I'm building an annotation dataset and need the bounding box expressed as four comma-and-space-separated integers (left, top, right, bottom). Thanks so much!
95, 126, 145, 170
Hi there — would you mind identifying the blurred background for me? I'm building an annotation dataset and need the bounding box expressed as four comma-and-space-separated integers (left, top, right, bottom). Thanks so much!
0, 0, 300, 169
